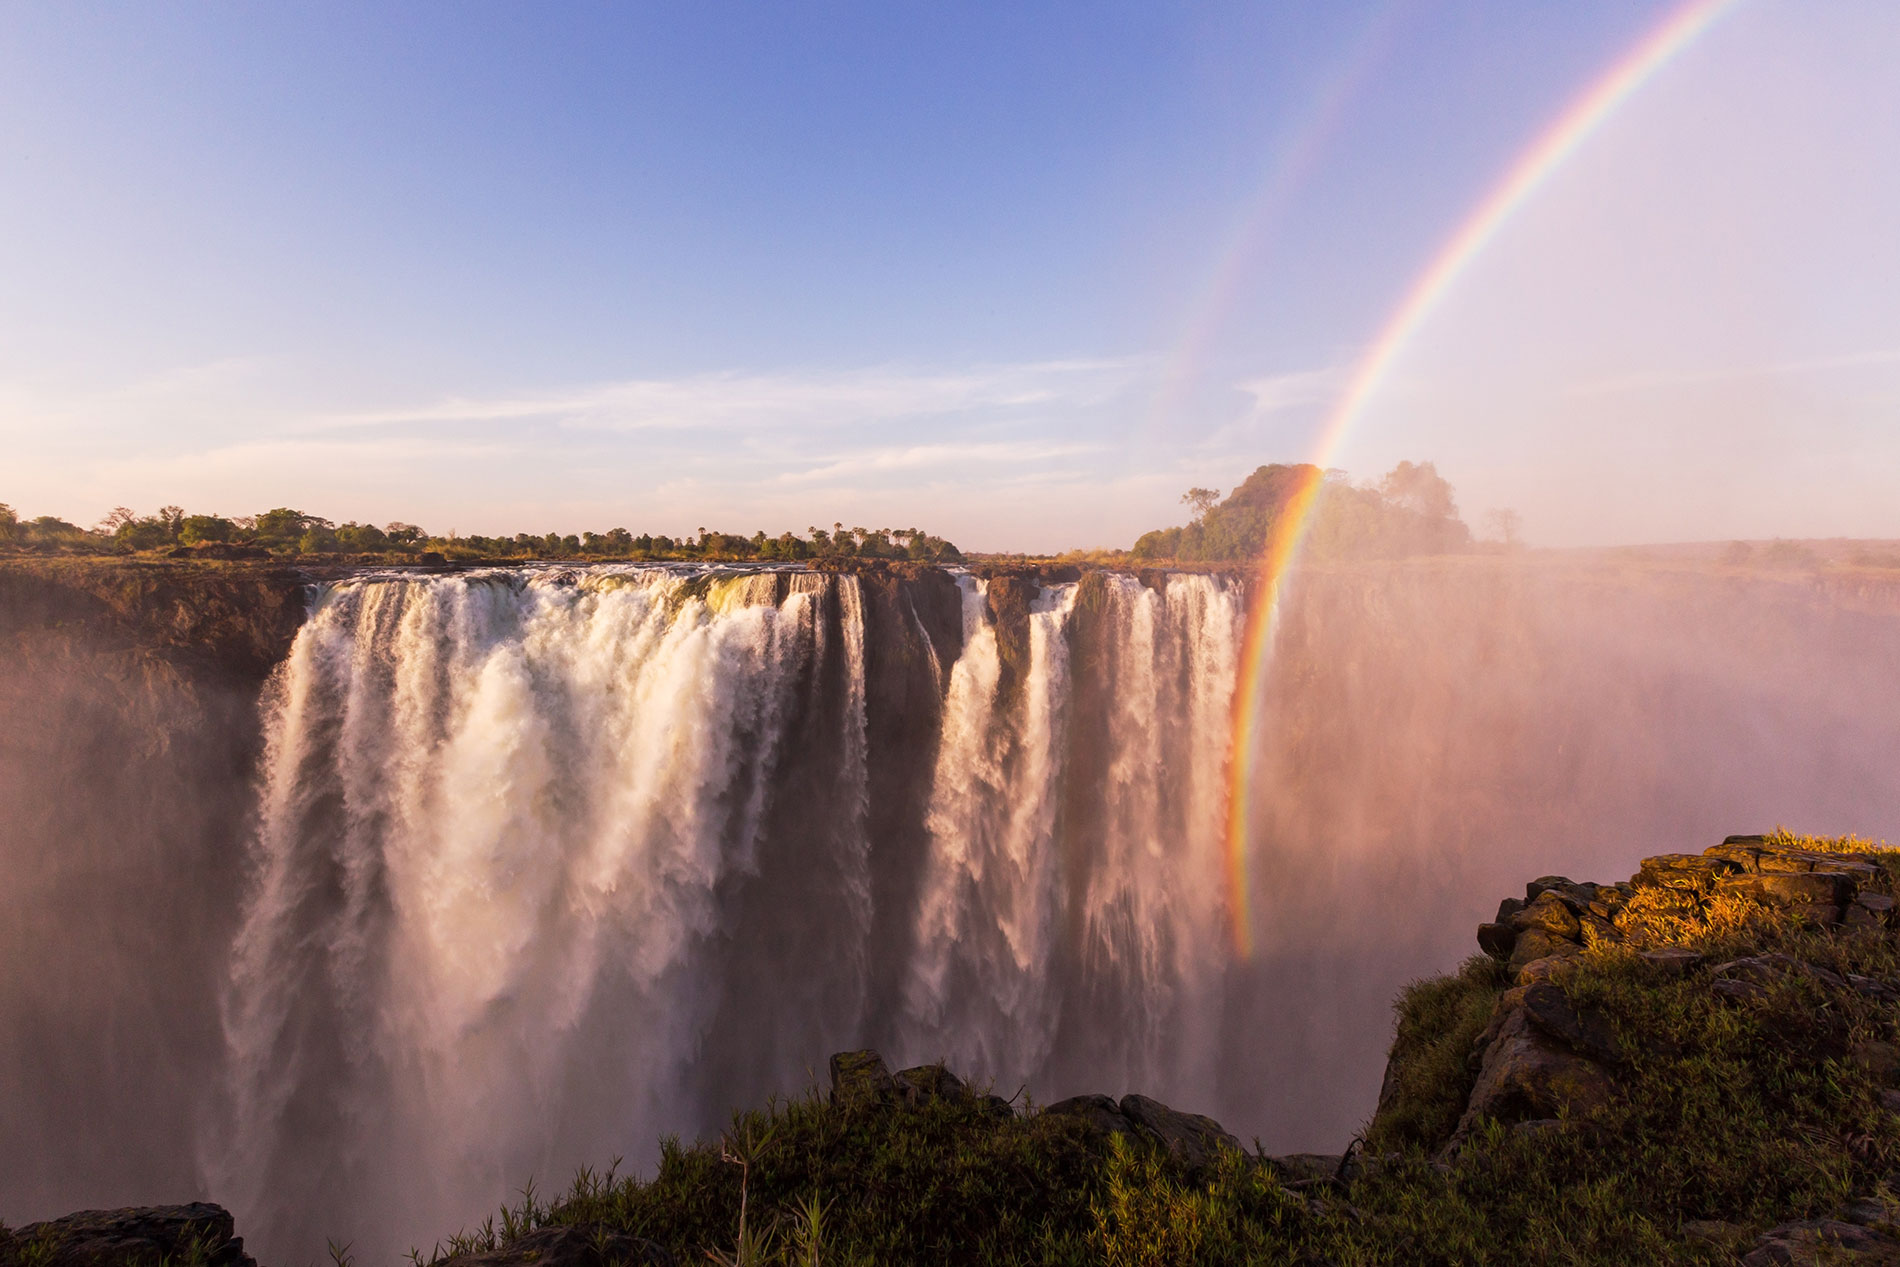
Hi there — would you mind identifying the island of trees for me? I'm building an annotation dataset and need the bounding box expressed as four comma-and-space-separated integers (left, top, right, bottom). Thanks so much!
1129, 460, 1475, 563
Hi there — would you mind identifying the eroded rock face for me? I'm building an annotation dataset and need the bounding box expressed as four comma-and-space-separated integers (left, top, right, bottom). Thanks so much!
1451, 986, 1619, 1144
9, 1204, 256, 1267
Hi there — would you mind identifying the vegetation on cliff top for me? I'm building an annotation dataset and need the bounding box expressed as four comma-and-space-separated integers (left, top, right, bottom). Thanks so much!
333, 831, 1900, 1267
0, 501, 961, 566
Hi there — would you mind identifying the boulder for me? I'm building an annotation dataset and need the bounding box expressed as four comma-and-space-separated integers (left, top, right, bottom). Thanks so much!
1851, 1040, 1900, 1081
1742, 1219, 1900, 1265
1637, 853, 1740, 890
1508, 929, 1582, 974
1639, 948, 1704, 975
1265, 1153, 1346, 1184
828, 1049, 896, 1107
1477, 921, 1517, 959
434, 1223, 676, 1266
1452, 988, 1618, 1141
893, 1063, 968, 1106
9, 1205, 256, 1267
1516, 983, 1620, 1064
1720, 871, 1859, 908
1515, 955, 1579, 985
1117, 1094, 1244, 1171
1525, 877, 1600, 907
1042, 1093, 1136, 1137
1714, 954, 1845, 991
1511, 892, 1582, 939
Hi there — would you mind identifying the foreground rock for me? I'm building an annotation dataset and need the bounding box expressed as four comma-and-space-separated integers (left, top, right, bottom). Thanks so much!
1742, 1219, 1900, 1266
5, 1204, 256, 1267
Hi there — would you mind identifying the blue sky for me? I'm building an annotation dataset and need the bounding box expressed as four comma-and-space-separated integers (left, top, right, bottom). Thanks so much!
3, 1, 1897, 550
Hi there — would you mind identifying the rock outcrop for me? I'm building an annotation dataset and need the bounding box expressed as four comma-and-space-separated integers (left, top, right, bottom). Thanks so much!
5, 1204, 256, 1267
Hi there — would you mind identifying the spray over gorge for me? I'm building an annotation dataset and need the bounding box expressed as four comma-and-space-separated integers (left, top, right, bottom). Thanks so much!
6, 544, 1900, 1262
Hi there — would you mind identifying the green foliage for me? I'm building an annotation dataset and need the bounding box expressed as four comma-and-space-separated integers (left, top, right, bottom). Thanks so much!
1365, 956, 1507, 1153
0, 501, 961, 565
1132, 460, 1472, 563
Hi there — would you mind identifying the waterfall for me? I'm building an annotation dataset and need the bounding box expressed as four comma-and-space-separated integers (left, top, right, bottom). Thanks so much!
214, 564, 1245, 1262
901, 572, 1241, 1098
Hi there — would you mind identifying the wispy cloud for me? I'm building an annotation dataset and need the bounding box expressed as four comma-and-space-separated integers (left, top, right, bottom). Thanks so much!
305, 358, 1145, 434
772, 440, 1103, 485
1235, 365, 1342, 416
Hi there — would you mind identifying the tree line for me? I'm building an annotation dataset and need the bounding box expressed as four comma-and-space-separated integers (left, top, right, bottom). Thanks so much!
0, 502, 962, 564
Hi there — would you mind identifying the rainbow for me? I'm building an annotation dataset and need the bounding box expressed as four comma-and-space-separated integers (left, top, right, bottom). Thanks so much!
1223, 0, 1742, 957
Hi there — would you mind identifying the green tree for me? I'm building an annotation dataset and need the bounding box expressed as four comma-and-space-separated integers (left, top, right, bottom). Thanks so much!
180, 514, 234, 545
0, 502, 16, 542
1179, 487, 1221, 523
1379, 460, 1456, 520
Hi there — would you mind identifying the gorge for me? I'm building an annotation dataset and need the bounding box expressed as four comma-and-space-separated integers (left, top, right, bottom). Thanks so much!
4, 555, 1900, 1264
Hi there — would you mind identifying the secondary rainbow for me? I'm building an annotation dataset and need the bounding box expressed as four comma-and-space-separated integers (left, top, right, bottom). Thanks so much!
1224, 0, 1743, 957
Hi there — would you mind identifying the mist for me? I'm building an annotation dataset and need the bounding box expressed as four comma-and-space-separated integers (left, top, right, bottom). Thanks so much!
4, 548, 1898, 1262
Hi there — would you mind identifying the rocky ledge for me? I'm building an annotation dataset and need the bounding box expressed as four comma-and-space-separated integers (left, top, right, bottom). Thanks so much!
1402, 833, 1900, 1265
1, 1204, 257, 1267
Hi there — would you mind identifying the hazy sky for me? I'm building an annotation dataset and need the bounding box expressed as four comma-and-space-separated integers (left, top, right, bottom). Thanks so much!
3, 1, 1896, 551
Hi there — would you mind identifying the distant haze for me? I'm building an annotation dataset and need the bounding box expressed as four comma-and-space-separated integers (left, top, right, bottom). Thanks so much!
2, 2, 1897, 550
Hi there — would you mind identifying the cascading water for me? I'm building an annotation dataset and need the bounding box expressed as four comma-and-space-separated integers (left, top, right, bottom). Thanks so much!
212, 564, 1244, 1262
16, 555, 1893, 1263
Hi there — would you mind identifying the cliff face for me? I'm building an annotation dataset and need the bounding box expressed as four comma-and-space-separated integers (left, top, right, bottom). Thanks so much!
0, 558, 972, 1241
0, 561, 307, 1215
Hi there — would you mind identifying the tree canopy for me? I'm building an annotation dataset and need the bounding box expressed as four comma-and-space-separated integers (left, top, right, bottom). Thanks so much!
1131, 460, 1471, 563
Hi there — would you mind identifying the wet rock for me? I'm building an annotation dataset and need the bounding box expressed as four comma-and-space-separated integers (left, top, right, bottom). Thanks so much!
1742, 1219, 1900, 1265
828, 1049, 896, 1107
10, 1204, 256, 1267
436, 1223, 676, 1266
1042, 1093, 1136, 1137
1118, 1093, 1243, 1171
